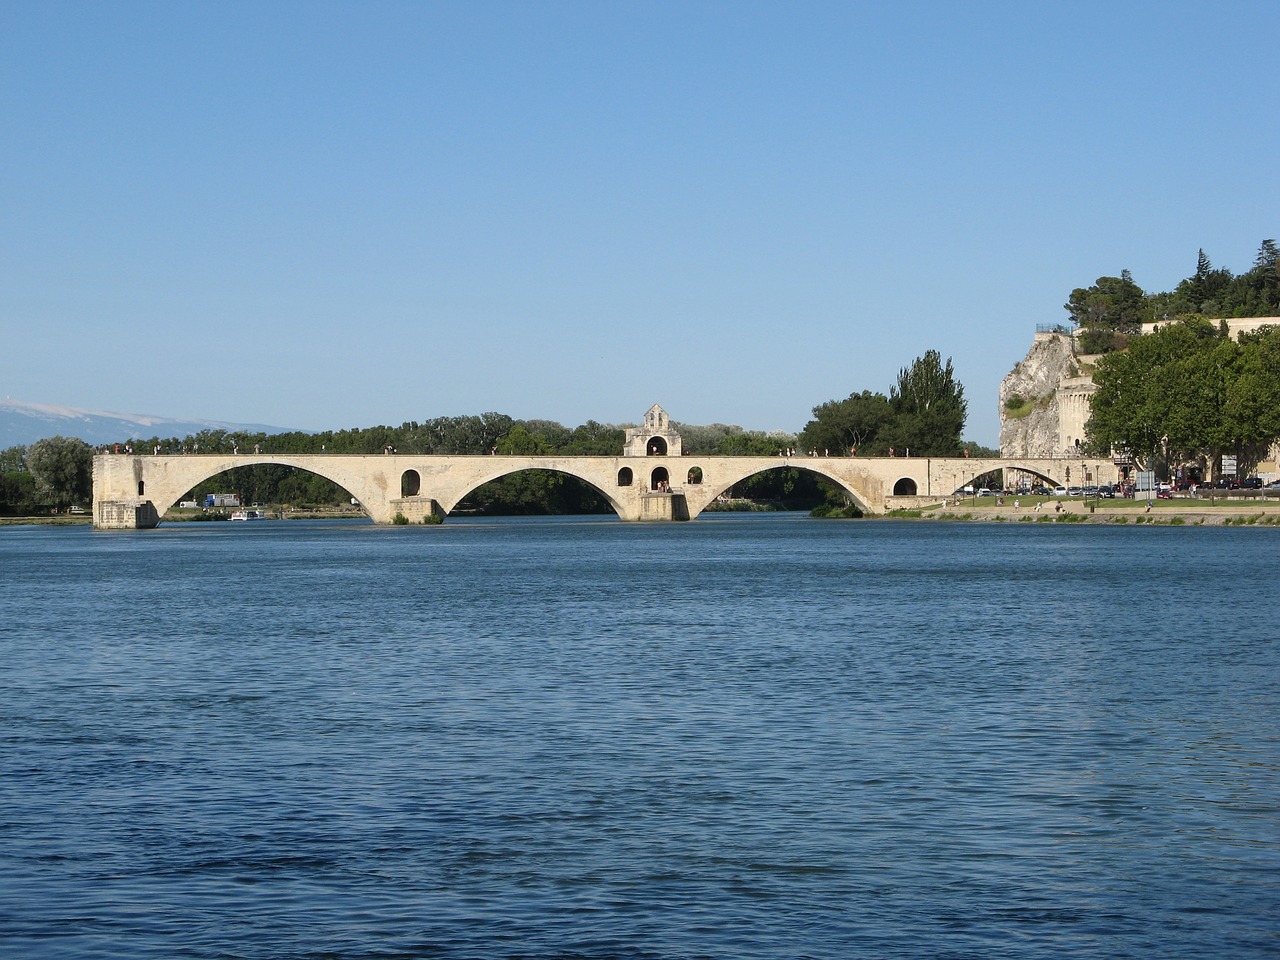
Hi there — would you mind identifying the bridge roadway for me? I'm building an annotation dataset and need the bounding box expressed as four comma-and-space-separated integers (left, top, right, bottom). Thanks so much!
92, 452, 1118, 528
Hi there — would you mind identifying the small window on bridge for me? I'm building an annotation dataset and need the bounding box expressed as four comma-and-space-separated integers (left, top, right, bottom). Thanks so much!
687, 467, 702, 485
401, 470, 421, 497
893, 478, 917, 496
137, 480, 145, 496
617, 467, 633, 487
650, 467, 670, 491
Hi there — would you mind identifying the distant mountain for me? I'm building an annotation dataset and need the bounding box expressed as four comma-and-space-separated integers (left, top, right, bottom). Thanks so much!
0, 398, 295, 448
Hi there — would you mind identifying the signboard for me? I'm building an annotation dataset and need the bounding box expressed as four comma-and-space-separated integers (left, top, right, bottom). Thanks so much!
1135, 470, 1157, 494
1221, 456, 1237, 476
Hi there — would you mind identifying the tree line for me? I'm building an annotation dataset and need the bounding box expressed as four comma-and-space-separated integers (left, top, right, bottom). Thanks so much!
1065, 239, 1279, 354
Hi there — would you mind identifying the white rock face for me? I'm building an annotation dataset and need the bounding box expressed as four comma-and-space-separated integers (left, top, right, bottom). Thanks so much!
999, 333, 1075, 458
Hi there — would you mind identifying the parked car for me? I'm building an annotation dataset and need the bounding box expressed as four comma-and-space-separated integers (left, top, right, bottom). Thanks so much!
1241, 477, 1263, 489
1067, 486, 1084, 497
1098, 484, 1114, 498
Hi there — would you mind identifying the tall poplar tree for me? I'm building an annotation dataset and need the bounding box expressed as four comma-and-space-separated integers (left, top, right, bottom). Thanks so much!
886, 350, 967, 455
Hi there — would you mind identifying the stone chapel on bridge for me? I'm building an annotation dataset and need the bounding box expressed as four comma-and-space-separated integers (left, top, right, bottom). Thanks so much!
623, 404, 683, 457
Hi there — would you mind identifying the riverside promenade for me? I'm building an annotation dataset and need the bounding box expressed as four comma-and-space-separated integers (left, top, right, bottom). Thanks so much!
930, 494, 1280, 525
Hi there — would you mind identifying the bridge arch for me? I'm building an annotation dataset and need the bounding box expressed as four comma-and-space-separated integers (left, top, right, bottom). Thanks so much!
956, 462, 1068, 491
113, 456, 383, 524
432, 463, 628, 519
893, 477, 918, 496
690, 461, 875, 517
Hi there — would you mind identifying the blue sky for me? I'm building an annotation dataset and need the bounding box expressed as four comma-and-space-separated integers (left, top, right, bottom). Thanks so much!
2, 1, 1276, 445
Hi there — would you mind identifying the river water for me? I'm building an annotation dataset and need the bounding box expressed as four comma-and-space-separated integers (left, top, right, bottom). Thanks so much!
1, 515, 1277, 959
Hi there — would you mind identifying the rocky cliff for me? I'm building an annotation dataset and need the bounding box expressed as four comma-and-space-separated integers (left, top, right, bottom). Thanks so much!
998, 333, 1076, 458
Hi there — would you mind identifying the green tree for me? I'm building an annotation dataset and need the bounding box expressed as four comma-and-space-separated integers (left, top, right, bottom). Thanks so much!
798, 390, 893, 455
716, 431, 793, 456
674, 422, 741, 455
1174, 249, 1235, 316
422, 413, 514, 454
886, 350, 967, 455
561, 421, 626, 455
1228, 239, 1280, 316
1085, 317, 1280, 474
0, 445, 27, 473
1087, 320, 1190, 462
1064, 270, 1146, 326
1065, 271, 1148, 351
0, 470, 37, 515
495, 425, 553, 456
1224, 325, 1280, 472
26, 436, 94, 510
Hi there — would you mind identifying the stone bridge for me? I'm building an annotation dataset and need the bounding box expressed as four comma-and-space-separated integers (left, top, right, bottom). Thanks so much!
92, 451, 1118, 529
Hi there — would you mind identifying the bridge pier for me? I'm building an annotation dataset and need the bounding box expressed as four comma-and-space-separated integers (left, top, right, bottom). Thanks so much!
94, 499, 160, 529
636, 491, 689, 521
389, 497, 441, 523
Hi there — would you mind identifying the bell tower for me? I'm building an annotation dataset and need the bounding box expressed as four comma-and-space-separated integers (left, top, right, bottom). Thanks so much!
623, 404, 683, 457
